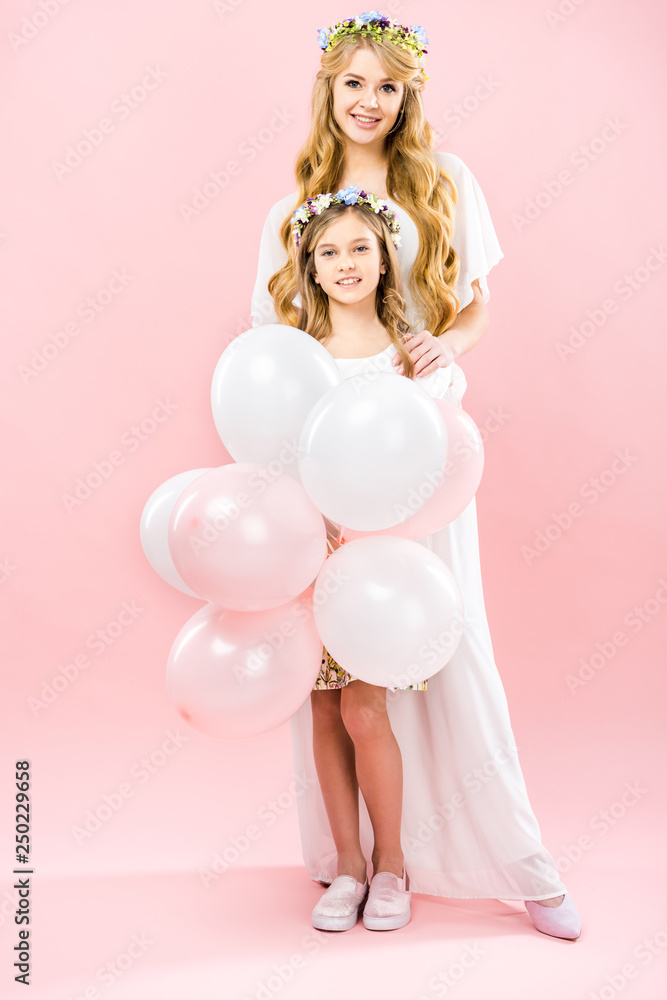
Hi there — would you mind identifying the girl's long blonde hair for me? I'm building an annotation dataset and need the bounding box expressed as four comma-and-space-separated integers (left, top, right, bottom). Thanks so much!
295, 201, 416, 379
268, 33, 461, 337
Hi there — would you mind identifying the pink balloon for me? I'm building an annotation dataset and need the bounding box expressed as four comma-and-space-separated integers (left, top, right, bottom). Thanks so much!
168, 463, 328, 611
341, 401, 484, 541
166, 593, 323, 741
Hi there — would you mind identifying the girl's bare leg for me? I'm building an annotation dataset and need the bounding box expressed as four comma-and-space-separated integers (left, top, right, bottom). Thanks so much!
312, 683, 563, 902
340, 680, 404, 880
310, 688, 368, 884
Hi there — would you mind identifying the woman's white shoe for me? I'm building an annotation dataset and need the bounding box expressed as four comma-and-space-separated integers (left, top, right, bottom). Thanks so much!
311, 875, 369, 931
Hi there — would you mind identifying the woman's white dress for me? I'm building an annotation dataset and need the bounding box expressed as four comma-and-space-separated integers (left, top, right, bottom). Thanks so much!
250, 151, 566, 900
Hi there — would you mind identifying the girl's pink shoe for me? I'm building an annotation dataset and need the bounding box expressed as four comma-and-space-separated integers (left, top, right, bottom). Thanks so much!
524, 892, 581, 939
311, 875, 368, 931
363, 869, 411, 930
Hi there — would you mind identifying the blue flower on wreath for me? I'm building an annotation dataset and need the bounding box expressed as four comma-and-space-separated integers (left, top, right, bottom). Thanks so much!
317, 28, 329, 49
336, 184, 361, 205
359, 10, 382, 23
410, 24, 429, 45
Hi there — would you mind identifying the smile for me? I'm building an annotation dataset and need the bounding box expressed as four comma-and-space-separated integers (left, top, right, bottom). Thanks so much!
336, 277, 361, 285
351, 113, 380, 126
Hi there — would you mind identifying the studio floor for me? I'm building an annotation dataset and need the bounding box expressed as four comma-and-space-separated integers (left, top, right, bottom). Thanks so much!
6, 863, 667, 999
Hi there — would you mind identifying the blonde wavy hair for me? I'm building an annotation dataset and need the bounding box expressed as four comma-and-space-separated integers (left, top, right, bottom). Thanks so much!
268, 32, 461, 337
295, 201, 416, 378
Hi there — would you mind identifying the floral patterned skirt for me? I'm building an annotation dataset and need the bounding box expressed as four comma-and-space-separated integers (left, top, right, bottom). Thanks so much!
313, 645, 428, 692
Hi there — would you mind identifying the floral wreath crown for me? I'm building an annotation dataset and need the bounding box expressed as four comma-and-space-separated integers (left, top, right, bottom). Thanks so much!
290, 185, 402, 251
317, 11, 429, 82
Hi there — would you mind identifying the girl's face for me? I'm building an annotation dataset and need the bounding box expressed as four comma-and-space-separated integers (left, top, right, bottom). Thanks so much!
332, 47, 404, 147
312, 213, 386, 306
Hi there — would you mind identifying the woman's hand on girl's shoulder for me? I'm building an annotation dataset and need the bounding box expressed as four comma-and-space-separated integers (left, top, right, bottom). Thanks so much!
392, 331, 458, 378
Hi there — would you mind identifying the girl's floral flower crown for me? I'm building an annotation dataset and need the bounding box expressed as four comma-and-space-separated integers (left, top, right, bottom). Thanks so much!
317, 11, 429, 82
291, 185, 402, 250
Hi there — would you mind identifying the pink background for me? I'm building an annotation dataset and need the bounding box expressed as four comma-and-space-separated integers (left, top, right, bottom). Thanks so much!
1, 1, 666, 996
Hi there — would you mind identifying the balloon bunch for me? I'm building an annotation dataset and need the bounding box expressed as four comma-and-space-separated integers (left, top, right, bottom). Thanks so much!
140, 325, 484, 741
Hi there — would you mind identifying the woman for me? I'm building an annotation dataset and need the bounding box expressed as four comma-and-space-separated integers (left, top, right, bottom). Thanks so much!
250, 13, 581, 940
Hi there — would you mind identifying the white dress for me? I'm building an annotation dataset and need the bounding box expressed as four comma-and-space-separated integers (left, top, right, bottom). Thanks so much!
250, 151, 566, 900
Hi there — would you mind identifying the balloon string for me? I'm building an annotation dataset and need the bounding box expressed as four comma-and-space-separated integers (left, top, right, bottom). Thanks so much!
325, 524, 347, 554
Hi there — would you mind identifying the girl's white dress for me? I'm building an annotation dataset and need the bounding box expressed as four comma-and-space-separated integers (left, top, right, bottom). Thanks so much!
250, 151, 566, 900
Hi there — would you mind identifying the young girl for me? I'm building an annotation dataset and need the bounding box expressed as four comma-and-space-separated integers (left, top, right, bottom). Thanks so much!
252, 13, 581, 941
291, 185, 454, 931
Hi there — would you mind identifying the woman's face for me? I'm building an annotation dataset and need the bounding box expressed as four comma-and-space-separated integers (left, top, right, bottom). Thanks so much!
331, 47, 404, 148
312, 213, 386, 307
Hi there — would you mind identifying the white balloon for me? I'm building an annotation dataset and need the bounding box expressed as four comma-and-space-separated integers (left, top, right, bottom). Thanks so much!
140, 468, 211, 596
313, 536, 465, 687
211, 325, 342, 482
299, 372, 448, 530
